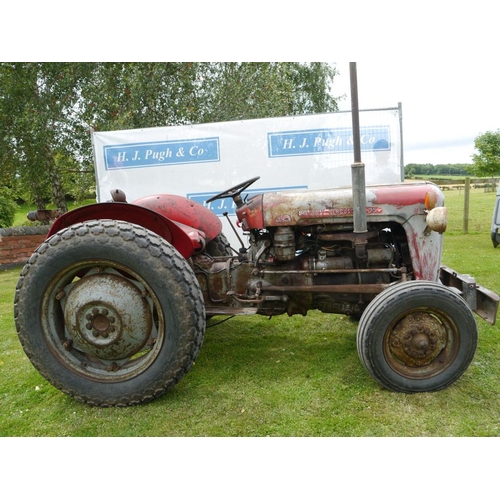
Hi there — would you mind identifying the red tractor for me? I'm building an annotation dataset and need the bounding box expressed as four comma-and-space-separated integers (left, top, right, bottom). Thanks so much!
14, 66, 499, 406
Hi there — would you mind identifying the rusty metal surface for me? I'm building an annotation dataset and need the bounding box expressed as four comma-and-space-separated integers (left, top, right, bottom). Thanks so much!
388, 311, 448, 368
236, 182, 446, 282
349, 62, 368, 235
260, 283, 391, 294
249, 182, 443, 229
440, 265, 499, 325
62, 272, 152, 360
378, 299, 464, 381
236, 194, 264, 230
27, 208, 62, 222
206, 307, 258, 316
260, 267, 405, 276
194, 258, 231, 306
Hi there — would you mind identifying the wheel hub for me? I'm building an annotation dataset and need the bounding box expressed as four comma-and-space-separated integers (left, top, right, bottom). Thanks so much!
388, 312, 447, 367
63, 273, 152, 360
81, 305, 121, 344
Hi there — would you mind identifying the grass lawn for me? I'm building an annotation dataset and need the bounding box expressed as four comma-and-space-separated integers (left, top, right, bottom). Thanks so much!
1, 186, 500, 438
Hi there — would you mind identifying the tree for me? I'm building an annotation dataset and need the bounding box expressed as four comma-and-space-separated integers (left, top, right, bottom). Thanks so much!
80, 63, 339, 129
470, 129, 500, 177
0, 63, 340, 212
0, 63, 95, 211
0, 186, 16, 227
80, 62, 201, 131
191, 62, 338, 123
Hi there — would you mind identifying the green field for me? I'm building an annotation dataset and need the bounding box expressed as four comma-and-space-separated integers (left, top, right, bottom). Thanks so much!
1, 187, 500, 437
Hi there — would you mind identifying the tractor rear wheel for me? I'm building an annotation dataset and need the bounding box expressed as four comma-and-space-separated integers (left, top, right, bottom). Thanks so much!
14, 220, 205, 407
357, 281, 477, 393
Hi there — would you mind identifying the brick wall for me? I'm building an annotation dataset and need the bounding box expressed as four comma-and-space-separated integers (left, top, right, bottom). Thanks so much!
0, 226, 50, 270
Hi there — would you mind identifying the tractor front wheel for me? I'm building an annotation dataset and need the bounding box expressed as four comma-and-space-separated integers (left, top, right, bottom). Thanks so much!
357, 281, 477, 393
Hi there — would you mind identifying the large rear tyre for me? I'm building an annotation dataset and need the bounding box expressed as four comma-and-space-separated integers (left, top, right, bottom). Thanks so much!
14, 220, 205, 407
357, 281, 477, 393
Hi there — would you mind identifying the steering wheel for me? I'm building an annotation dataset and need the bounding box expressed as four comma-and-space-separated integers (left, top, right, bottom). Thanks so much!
205, 176, 260, 204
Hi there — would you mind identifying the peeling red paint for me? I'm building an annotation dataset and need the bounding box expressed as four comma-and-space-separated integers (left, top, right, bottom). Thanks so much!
405, 227, 441, 281
133, 193, 222, 241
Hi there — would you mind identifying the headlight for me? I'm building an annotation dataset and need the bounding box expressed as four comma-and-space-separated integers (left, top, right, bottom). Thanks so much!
426, 207, 448, 233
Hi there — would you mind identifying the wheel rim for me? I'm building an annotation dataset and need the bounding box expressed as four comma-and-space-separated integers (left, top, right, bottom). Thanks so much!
42, 260, 165, 382
383, 307, 460, 379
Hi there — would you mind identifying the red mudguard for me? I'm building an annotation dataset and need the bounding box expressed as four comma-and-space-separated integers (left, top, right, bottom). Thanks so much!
133, 193, 222, 242
48, 202, 208, 259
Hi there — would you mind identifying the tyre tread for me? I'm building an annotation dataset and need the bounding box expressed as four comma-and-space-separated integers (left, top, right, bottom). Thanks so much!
15, 220, 205, 407
356, 280, 477, 393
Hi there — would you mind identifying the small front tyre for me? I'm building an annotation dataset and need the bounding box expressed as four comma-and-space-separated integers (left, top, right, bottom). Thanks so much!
357, 281, 477, 393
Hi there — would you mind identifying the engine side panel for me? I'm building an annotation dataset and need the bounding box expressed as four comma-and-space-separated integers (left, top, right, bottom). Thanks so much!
237, 182, 445, 281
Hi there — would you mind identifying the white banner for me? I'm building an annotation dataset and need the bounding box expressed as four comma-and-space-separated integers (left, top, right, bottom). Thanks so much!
92, 108, 402, 248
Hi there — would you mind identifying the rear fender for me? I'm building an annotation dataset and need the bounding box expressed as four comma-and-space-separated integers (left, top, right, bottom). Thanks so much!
47, 203, 202, 259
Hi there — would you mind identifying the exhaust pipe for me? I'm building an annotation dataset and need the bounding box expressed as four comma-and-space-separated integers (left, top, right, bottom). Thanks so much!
349, 62, 367, 234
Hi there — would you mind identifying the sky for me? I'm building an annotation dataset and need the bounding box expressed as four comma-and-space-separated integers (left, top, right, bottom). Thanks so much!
332, 61, 500, 166
3, 0, 498, 171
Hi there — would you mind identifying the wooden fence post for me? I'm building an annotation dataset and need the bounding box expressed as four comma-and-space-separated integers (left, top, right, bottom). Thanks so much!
463, 177, 470, 234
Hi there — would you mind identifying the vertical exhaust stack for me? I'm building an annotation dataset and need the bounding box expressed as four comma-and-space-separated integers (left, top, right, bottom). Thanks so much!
349, 62, 367, 234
